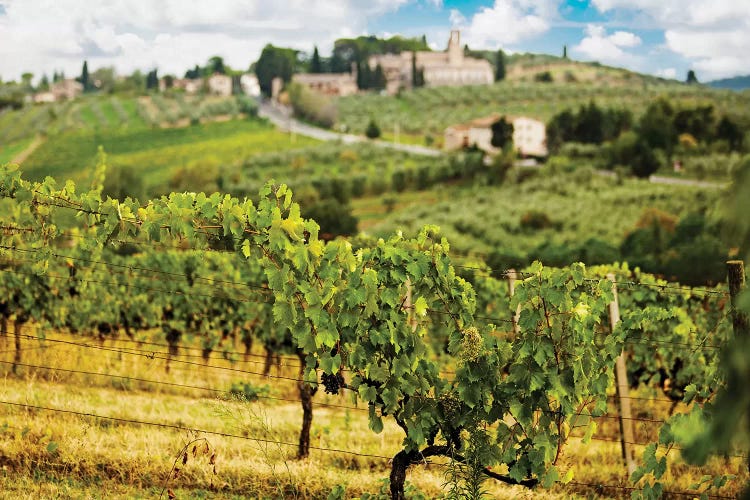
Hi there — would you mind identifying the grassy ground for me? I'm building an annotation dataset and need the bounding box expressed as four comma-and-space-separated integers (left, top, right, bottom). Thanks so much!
19, 118, 318, 194
0, 137, 35, 164
0, 329, 744, 499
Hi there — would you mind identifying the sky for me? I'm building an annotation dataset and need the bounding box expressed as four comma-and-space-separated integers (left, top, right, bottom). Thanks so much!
1, 0, 749, 84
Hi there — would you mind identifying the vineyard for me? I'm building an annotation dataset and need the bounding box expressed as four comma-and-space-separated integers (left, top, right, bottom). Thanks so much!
336, 81, 750, 137
0, 163, 747, 498
0, 94, 259, 166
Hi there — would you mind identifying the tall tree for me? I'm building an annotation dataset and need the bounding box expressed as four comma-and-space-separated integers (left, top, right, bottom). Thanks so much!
638, 97, 677, 155
562, 45, 568, 59
80, 61, 90, 92
145, 69, 159, 91
372, 64, 386, 90
716, 116, 744, 151
411, 51, 424, 88
310, 46, 323, 73
254, 44, 297, 96
491, 116, 514, 149
686, 70, 699, 84
208, 56, 226, 75
20, 72, 34, 92
357, 60, 372, 90
495, 49, 506, 81
39, 74, 50, 91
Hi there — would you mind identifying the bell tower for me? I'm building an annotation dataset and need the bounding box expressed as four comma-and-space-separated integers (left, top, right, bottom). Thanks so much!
448, 30, 462, 66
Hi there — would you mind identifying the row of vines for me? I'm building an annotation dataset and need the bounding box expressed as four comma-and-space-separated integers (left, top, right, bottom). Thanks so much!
0, 162, 746, 498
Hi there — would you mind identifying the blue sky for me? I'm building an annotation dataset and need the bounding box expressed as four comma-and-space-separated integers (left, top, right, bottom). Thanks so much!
1, 0, 748, 82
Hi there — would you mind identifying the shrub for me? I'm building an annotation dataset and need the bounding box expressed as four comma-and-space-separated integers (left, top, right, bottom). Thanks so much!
534, 71, 553, 82
302, 198, 358, 240
520, 210, 554, 230
365, 118, 381, 139
228, 382, 270, 402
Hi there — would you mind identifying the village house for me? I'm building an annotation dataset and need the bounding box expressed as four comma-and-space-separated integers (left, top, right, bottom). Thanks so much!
369, 30, 494, 94
159, 77, 202, 94
41, 79, 83, 101
444, 114, 548, 158
291, 71, 358, 97
240, 73, 261, 97
33, 91, 57, 104
207, 73, 233, 97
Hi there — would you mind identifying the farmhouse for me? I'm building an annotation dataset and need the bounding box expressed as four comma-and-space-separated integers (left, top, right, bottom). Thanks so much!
47, 79, 83, 101
369, 30, 494, 94
207, 74, 233, 96
292, 72, 358, 96
444, 114, 548, 157
240, 73, 261, 97
159, 78, 202, 94
33, 91, 57, 104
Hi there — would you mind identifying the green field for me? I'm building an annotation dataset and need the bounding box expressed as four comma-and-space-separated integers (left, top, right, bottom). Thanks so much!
0, 94, 255, 148
0, 136, 35, 164
21, 118, 318, 194
352, 167, 722, 255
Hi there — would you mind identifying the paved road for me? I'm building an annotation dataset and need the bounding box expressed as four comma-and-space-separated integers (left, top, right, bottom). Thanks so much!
257, 100, 442, 157
258, 100, 728, 189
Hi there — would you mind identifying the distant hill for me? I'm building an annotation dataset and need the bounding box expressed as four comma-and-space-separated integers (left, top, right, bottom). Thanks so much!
466, 50, 670, 86
708, 75, 750, 91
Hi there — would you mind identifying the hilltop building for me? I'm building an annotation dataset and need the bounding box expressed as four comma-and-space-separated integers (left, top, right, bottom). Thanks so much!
292, 72, 358, 96
444, 114, 548, 157
369, 30, 494, 94
207, 74, 233, 97
35, 79, 84, 102
159, 77, 202, 94
240, 74, 261, 97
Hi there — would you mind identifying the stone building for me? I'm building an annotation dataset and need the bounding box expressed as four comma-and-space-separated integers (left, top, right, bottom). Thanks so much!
207, 74, 233, 96
48, 79, 83, 101
369, 30, 494, 94
444, 114, 548, 157
291, 72, 358, 96
240, 73, 261, 97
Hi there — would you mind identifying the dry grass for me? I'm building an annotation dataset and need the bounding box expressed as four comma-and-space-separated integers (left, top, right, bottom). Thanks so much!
0, 329, 745, 499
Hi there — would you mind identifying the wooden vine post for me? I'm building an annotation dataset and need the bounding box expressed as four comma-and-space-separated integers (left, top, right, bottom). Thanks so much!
405, 279, 417, 332
607, 273, 636, 476
507, 269, 521, 336
727, 260, 748, 339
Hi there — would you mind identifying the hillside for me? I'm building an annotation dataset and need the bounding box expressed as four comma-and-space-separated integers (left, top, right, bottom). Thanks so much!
709, 75, 750, 91
336, 79, 750, 137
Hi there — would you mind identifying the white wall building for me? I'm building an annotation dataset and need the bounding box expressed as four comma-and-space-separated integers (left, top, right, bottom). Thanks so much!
240, 74, 261, 97
207, 74, 232, 97
369, 30, 494, 94
444, 114, 548, 157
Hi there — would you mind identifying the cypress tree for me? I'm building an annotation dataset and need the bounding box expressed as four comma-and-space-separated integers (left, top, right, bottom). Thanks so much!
80, 61, 90, 92
311, 46, 323, 73
495, 50, 506, 81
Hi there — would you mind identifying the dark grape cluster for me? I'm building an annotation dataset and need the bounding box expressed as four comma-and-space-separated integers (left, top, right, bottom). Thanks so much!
321, 371, 345, 395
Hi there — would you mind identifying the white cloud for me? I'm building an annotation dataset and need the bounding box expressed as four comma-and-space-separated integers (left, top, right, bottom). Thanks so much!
590, 0, 750, 79
425, 0, 443, 8
454, 0, 554, 48
573, 24, 641, 66
0, 0, 409, 81
449, 9, 467, 27
608, 31, 641, 48
655, 67, 677, 79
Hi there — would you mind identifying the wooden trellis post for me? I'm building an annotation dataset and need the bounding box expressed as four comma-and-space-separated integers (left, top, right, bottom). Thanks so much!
507, 269, 521, 336
727, 260, 748, 339
405, 279, 417, 332
608, 273, 636, 476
